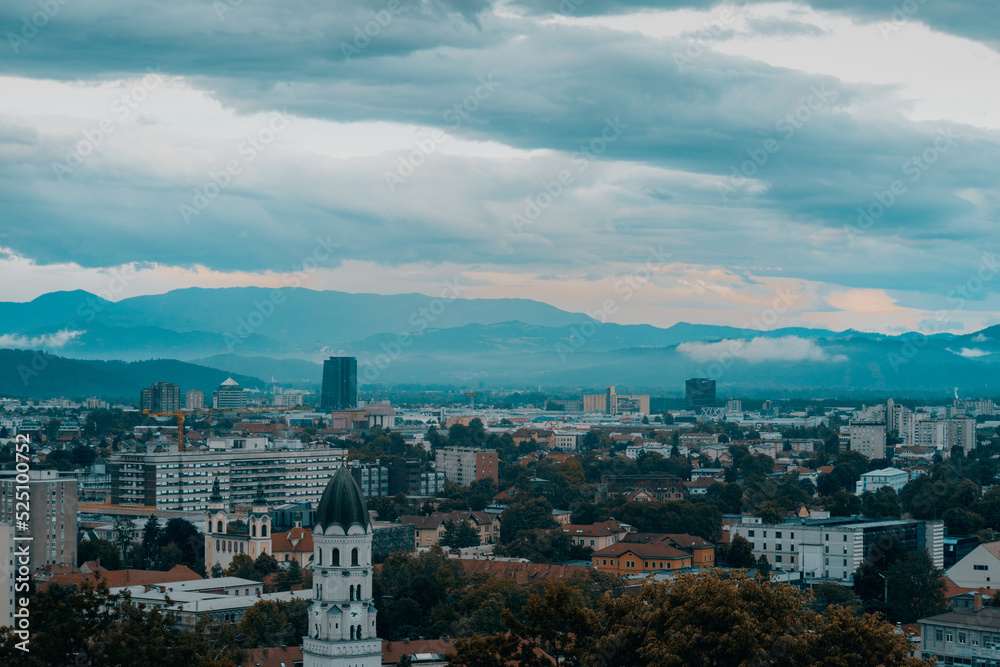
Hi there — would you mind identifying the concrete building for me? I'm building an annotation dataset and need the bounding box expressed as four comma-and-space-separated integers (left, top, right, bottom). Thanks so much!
855, 467, 910, 495
552, 432, 582, 451
213, 378, 247, 410
320, 356, 357, 411
919, 602, 1000, 664
435, 447, 498, 486
685, 378, 716, 409
0, 523, 16, 627
849, 421, 887, 460
112, 577, 308, 631
731, 515, 944, 584
186, 390, 204, 410
108, 445, 347, 511
347, 460, 389, 500
583, 386, 651, 415
0, 470, 77, 571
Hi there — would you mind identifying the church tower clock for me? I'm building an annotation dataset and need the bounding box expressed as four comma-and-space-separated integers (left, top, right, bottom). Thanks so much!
302, 466, 382, 667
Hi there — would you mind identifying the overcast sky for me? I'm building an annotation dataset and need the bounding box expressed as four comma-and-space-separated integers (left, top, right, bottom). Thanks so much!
1, 0, 998, 334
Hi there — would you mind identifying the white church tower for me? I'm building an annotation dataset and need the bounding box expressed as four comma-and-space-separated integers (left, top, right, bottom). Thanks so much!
302, 466, 382, 667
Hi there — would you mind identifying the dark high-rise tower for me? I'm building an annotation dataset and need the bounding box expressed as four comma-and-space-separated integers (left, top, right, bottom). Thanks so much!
685, 378, 716, 409
321, 357, 357, 410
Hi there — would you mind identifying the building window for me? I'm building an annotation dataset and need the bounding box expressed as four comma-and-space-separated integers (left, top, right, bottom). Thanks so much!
935, 628, 943, 642
351, 548, 359, 566
959, 632, 966, 645
332, 549, 340, 566
262, 524, 268, 537
748, 530, 755, 537
775, 532, 782, 539
318, 549, 322, 566
975, 564, 989, 571
946, 631, 953, 642
775, 555, 782, 563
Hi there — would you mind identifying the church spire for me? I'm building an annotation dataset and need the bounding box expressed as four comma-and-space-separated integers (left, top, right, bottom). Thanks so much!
253, 475, 266, 507
210, 473, 222, 502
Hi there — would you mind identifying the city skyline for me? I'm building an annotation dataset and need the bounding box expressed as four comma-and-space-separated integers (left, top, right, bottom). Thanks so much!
0, 2, 998, 337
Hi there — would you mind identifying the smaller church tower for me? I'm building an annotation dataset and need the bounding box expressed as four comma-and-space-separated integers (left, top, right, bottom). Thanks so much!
205, 473, 227, 569
247, 476, 271, 559
302, 466, 381, 667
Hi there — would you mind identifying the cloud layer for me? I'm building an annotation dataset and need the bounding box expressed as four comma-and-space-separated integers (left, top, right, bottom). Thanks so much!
678, 336, 848, 363
0, 1, 998, 333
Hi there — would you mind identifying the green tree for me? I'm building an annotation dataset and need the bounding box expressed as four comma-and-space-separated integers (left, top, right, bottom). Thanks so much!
499, 497, 557, 543
885, 549, 947, 623
811, 581, 861, 614
716, 534, 756, 568
861, 486, 902, 520
441, 520, 481, 549
224, 553, 256, 579
112, 516, 136, 562
77, 538, 122, 570
141, 515, 162, 568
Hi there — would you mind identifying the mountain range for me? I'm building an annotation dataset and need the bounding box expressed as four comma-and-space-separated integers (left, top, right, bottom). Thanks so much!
1, 287, 998, 398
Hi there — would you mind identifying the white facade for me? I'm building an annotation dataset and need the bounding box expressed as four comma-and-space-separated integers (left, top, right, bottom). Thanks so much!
732, 516, 944, 584
855, 467, 910, 495
304, 517, 381, 666
109, 447, 347, 511
947, 542, 1000, 588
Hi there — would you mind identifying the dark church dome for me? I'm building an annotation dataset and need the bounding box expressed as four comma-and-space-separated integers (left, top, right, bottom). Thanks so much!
315, 466, 370, 532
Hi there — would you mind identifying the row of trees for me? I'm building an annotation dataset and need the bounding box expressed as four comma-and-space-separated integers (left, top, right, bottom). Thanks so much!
0, 578, 312, 666
447, 571, 927, 666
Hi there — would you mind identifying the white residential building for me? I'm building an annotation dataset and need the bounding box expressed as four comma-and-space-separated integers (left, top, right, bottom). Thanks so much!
731, 515, 944, 584
849, 421, 886, 460
855, 467, 910, 495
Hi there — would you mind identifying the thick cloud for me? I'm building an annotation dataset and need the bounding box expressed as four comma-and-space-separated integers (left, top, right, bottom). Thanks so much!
677, 335, 848, 363
0, 0, 997, 330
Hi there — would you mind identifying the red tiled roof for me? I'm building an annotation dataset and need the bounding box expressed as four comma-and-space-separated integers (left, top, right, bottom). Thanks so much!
457, 560, 589, 585
246, 645, 302, 667
383, 638, 458, 664
37, 564, 202, 592
592, 542, 690, 560
271, 527, 314, 553
558, 520, 626, 538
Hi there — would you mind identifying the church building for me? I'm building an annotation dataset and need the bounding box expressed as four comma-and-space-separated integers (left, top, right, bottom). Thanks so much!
302, 465, 382, 666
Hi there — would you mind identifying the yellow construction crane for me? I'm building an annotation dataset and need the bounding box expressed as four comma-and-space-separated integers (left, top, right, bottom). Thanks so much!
464, 392, 477, 409
142, 406, 306, 452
